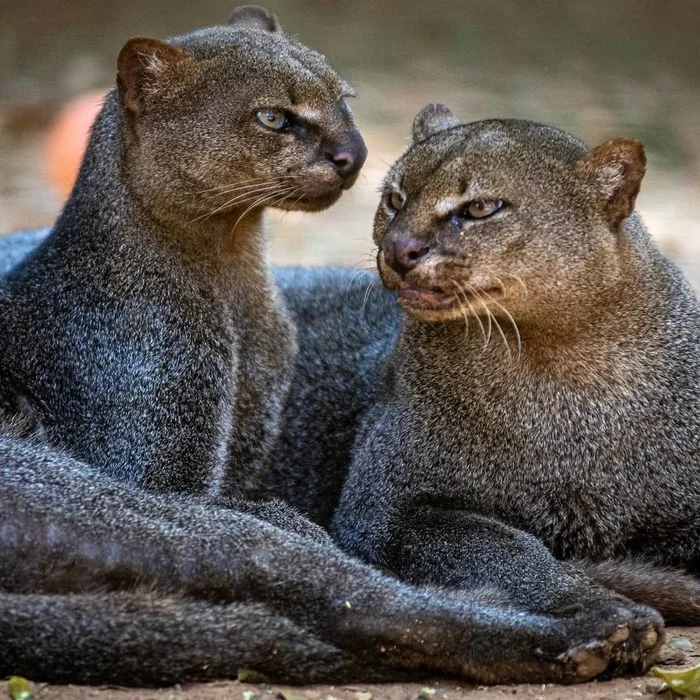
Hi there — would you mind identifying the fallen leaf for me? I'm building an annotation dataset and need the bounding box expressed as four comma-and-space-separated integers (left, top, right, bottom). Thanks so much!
7, 677, 34, 700
670, 638, 695, 653
651, 663, 700, 697
274, 691, 306, 700
237, 668, 271, 684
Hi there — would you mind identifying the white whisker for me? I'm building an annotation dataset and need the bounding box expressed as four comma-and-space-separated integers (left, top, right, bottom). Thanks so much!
456, 282, 487, 347
471, 287, 493, 350
189, 182, 286, 225
360, 278, 376, 318
503, 272, 528, 299
231, 187, 296, 232
196, 177, 269, 194
488, 297, 522, 360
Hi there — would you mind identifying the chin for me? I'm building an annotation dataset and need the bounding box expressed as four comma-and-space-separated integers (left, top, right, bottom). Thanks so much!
275, 188, 343, 213
398, 297, 465, 323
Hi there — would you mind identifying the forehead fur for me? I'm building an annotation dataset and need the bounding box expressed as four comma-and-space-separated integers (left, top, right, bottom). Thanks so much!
170, 25, 348, 104
391, 119, 590, 190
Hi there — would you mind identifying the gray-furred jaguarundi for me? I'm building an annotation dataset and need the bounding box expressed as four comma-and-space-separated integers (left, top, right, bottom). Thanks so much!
0, 10, 662, 688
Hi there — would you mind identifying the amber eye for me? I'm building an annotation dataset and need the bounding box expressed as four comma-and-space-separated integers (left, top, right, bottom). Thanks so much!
388, 190, 406, 211
256, 108, 288, 131
465, 199, 504, 219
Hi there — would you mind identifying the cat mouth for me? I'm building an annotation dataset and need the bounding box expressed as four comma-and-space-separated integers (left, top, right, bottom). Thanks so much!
342, 171, 361, 190
279, 169, 359, 212
397, 284, 459, 311
294, 185, 348, 211
397, 283, 504, 313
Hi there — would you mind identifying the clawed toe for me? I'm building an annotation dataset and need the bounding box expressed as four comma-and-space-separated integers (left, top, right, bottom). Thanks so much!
560, 605, 664, 682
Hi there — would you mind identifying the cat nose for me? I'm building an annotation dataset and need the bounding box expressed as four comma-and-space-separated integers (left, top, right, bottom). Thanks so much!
326, 132, 367, 181
382, 238, 432, 277
328, 150, 356, 176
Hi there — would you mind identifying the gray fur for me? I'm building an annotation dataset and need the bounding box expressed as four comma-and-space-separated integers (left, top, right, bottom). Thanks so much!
0, 16, 664, 687
0, 435, 663, 684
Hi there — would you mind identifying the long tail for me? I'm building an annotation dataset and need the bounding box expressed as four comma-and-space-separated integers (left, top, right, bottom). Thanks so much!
0, 591, 406, 686
575, 558, 700, 624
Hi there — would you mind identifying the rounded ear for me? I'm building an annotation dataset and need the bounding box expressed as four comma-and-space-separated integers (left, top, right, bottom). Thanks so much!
575, 138, 646, 229
412, 103, 461, 143
228, 5, 281, 32
117, 37, 194, 116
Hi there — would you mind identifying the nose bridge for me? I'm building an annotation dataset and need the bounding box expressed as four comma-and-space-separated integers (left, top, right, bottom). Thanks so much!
387, 206, 433, 247
323, 117, 362, 152
317, 98, 353, 145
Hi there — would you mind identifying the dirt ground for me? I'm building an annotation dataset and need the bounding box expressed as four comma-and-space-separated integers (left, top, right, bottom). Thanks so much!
4, 627, 698, 700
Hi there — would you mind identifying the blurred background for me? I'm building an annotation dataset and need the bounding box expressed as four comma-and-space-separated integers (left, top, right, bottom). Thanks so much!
2, 0, 699, 283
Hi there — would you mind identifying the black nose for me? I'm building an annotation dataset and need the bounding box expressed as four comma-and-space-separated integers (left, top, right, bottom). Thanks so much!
326, 131, 368, 181
382, 238, 431, 277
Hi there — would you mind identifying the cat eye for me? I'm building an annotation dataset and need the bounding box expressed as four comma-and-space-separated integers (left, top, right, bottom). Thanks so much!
256, 108, 288, 131
388, 190, 406, 212
464, 199, 504, 219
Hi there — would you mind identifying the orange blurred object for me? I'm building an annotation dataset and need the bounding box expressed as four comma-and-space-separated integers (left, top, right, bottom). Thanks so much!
45, 90, 106, 198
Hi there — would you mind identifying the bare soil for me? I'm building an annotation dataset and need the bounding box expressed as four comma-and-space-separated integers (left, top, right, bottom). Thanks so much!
4, 626, 697, 700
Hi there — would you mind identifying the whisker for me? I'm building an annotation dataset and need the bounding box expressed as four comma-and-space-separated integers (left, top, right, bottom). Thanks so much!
288, 190, 307, 211
346, 268, 373, 296
476, 284, 514, 359
483, 299, 511, 358
456, 282, 487, 346
189, 182, 287, 225
451, 286, 470, 343
470, 287, 493, 351
488, 297, 522, 360
488, 275, 507, 298
196, 177, 269, 194
360, 278, 376, 319
231, 187, 296, 232
270, 187, 301, 214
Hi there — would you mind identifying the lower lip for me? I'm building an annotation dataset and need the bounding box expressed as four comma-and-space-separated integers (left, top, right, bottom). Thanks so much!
398, 286, 458, 309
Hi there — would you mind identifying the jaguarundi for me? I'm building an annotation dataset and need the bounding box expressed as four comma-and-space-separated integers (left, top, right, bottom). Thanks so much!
0, 10, 661, 688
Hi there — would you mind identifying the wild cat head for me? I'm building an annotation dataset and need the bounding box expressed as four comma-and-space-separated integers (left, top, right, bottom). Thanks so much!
108, 6, 366, 223
374, 105, 646, 329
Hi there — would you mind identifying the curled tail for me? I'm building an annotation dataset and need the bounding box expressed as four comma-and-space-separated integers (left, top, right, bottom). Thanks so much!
0, 591, 405, 686
575, 558, 700, 625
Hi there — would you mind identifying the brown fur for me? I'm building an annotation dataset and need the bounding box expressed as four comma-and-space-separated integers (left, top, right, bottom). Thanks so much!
331, 107, 700, 628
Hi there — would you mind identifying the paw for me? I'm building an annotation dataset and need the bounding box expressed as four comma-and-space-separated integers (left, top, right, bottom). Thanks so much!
554, 602, 663, 682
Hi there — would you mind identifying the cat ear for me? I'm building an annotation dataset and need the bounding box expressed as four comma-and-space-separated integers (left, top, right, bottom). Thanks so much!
228, 5, 281, 32
412, 103, 461, 142
117, 37, 194, 115
575, 138, 646, 229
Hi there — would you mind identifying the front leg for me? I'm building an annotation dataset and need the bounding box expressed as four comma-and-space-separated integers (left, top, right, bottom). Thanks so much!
392, 503, 628, 616
215, 300, 297, 500
332, 425, 641, 619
